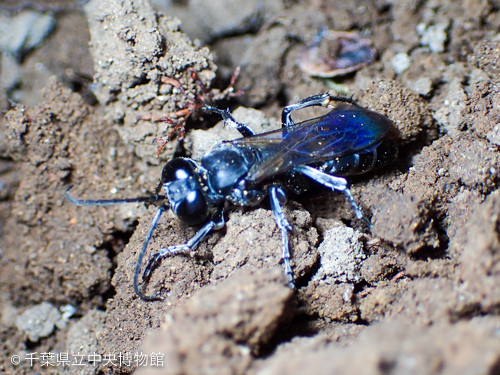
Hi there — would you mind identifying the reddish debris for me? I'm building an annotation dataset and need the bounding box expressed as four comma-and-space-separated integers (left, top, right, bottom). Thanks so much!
142, 67, 244, 156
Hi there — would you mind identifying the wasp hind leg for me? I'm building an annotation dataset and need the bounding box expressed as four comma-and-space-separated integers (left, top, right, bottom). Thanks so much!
269, 185, 295, 289
293, 165, 371, 228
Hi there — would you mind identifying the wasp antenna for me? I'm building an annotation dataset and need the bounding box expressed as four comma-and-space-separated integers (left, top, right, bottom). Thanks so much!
65, 185, 166, 206
134, 206, 166, 301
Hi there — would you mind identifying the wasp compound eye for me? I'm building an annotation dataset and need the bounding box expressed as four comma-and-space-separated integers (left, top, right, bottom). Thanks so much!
175, 189, 209, 225
163, 159, 209, 226
161, 158, 197, 183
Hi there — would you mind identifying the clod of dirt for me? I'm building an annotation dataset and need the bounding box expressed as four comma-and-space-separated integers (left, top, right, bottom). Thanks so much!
443, 189, 482, 240
358, 279, 408, 323
135, 267, 293, 375
358, 79, 435, 143
389, 52, 411, 75
15, 302, 61, 342
446, 136, 499, 191
299, 226, 408, 324
66, 310, 106, 375
417, 22, 449, 53
391, 133, 499, 218
464, 81, 500, 145
383, 278, 455, 325
312, 225, 365, 284
406, 76, 433, 96
432, 78, 468, 137
238, 4, 329, 107
84, 0, 163, 105
0, 11, 55, 58
1, 77, 127, 304
84, 0, 217, 163
237, 27, 291, 107
210, 206, 319, 283
453, 191, 500, 316
254, 317, 500, 375
469, 41, 500, 79
98, 207, 214, 374
299, 282, 358, 323
360, 247, 406, 284
186, 0, 283, 42
370, 188, 439, 254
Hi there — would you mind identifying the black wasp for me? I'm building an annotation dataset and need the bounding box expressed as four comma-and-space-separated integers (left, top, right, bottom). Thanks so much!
66, 93, 397, 300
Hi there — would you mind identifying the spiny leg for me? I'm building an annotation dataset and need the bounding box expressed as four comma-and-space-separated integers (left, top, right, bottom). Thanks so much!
281, 93, 357, 127
204, 106, 255, 137
293, 165, 370, 227
269, 185, 295, 289
141, 206, 226, 295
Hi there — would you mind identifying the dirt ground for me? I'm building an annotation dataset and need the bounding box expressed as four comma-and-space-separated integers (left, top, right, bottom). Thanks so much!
1, 0, 500, 374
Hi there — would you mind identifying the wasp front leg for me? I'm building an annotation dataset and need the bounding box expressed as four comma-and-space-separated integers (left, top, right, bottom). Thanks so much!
137, 206, 225, 300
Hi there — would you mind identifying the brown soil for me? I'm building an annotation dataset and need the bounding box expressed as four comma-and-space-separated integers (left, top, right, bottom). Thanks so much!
2, 0, 500, 374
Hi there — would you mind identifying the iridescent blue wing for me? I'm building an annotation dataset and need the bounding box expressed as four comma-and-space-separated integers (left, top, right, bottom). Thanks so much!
227, 103, 393, 183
